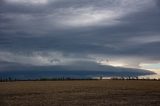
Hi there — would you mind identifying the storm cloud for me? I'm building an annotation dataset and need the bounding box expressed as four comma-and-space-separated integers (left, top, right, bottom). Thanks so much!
0, 0, 160, 78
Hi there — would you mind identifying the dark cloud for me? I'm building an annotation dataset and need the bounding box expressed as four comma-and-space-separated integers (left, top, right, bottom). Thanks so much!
0, 61, 155, 79
0, 0, 160, 77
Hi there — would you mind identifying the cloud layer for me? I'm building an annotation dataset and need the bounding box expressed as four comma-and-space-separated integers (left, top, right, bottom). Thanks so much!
0, 0, 160, 77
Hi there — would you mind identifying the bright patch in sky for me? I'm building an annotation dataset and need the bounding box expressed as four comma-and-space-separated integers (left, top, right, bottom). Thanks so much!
107, 62, 126, 67
140, 63, 160, 74
97, 60, 126, 67
62, 9, 121, 27
6, 0, 48, 4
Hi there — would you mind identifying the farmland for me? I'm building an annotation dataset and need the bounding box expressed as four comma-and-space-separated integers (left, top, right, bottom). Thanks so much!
0, 80, 160, 106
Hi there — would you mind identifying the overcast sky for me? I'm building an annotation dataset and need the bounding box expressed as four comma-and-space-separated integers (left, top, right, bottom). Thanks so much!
0, 0, 160, 77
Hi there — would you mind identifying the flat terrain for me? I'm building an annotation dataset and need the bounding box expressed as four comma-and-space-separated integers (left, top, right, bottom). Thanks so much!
0, 80, 160, 106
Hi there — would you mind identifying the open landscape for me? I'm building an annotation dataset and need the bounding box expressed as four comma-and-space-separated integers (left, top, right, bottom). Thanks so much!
0, 80, 160, 106
1, 1, 160, 106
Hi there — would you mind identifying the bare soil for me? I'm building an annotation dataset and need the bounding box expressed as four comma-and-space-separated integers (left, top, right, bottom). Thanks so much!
0, 80, 160, 106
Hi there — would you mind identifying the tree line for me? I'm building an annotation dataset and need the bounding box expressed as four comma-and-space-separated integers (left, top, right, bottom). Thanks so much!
0, 76, 160, 82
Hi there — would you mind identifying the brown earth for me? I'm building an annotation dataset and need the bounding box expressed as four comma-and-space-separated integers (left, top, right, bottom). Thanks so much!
0, 80, 160, 106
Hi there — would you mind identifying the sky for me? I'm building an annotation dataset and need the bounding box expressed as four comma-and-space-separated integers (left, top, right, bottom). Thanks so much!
0, 0, 160, 78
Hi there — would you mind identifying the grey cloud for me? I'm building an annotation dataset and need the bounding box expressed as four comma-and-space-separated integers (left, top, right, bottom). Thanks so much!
0, 0, 160, 77
0, 60, 155, 79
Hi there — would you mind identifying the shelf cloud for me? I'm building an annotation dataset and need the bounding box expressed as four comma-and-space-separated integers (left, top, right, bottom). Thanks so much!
0, 0, 160, 78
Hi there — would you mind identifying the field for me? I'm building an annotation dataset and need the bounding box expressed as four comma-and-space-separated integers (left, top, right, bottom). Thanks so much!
0, 80, 160, 106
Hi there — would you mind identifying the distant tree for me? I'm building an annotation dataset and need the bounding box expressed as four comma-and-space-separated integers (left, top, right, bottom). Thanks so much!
14, 78, 17, 81
121, 77, 124, 80
100, 76, 103, 80
128, 76, 131, 80
0, 77, 2, 82
8, 77, 12, 81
